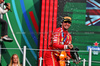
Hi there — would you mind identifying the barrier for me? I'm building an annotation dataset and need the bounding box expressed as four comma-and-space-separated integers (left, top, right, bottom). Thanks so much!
83, 59, 86, 66
88, 48, 92, 66
23, 46, 26, 66
0, 46, 99, 66
38, 48, 100, 66
39, 57, 43, 66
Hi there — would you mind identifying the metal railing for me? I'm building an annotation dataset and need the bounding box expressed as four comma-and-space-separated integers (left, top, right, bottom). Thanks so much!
0, 45, 99, 66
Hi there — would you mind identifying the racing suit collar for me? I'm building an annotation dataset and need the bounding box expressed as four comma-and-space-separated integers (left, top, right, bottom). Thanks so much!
62, 28, 68, 34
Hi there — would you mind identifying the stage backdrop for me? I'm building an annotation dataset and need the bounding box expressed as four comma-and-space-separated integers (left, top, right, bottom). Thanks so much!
39, 0, 100, 66
0, 0, 100, 66
0, 0, 40, 66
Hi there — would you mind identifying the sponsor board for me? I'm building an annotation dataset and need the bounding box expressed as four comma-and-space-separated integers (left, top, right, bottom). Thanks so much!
87, 42, 99, 55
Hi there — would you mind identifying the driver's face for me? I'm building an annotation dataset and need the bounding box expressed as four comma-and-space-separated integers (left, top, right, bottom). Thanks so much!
62, 21, 71, 30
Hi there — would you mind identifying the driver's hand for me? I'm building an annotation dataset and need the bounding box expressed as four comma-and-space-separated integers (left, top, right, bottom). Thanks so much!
68, 44, 73, 49
66, 56, 71, 60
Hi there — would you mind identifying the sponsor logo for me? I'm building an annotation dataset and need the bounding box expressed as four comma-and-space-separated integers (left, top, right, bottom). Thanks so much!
87, 42, 99, 55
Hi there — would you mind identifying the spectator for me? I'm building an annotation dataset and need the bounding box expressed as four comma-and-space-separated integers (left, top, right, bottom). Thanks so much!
8, 54, 22, 66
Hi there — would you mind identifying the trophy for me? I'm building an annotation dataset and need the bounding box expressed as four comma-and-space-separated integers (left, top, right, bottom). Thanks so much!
70, 47, 80, 64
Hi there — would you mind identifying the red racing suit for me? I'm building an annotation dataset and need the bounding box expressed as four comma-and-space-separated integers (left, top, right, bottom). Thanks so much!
44, 27, 72, 66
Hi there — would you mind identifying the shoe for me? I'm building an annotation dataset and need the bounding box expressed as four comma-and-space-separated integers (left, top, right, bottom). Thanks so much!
2, 36, 13, 42
0, 39, 3, 42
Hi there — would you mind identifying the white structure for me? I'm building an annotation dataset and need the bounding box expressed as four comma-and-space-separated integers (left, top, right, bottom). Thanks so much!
88, 48, 92, 66
23, 46, 26, 66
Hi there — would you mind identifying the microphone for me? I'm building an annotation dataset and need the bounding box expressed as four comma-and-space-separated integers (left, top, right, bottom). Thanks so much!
4, 3, 12, 12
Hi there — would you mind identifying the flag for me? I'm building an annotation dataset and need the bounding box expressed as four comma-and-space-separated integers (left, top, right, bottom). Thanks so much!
86, 0, 100, 26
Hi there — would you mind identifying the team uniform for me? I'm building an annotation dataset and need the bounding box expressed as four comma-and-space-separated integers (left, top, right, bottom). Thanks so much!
44, 27, 72, 66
